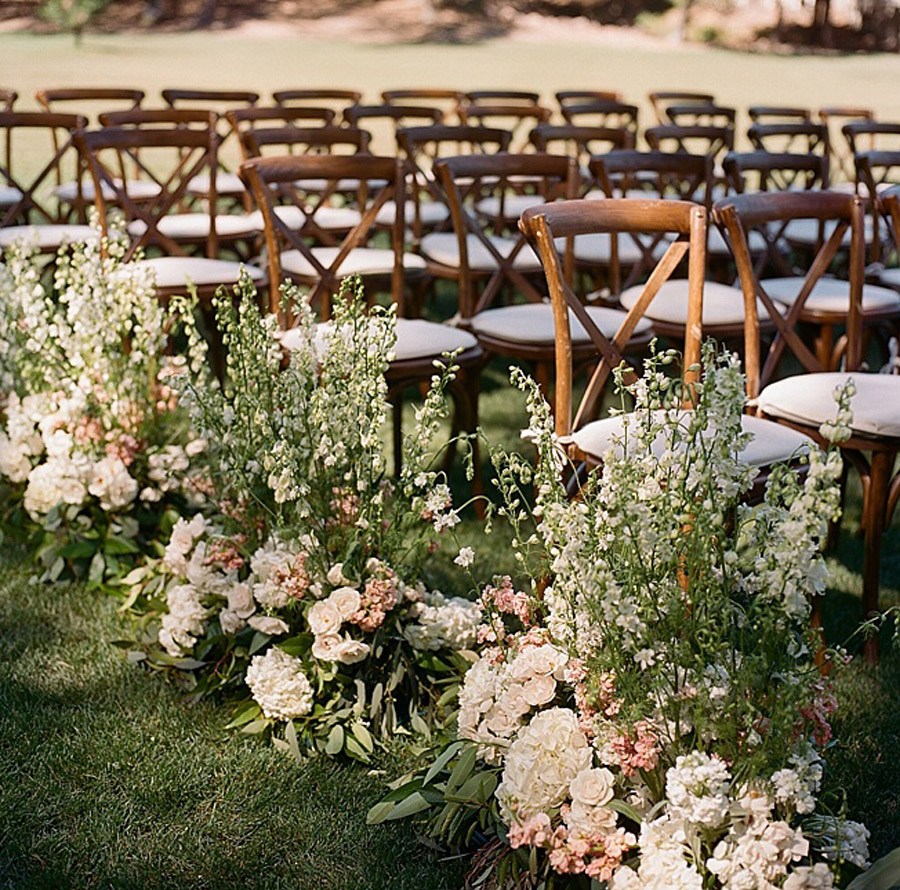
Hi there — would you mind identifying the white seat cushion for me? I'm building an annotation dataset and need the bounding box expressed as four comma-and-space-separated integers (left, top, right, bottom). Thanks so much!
760, 276, 900, 313
134, 257, 263, 289
280, 246, 426, 278
567, 410, 813, 467
374, 200, 449, 227
127, 213, 258, 240
420, 231, 541, 272
619, 279, 768, 326
0, 185, 24, 206
281, 318, 477, 362
53, 178, 163, 202
782, 217, 875, 247
875, 267, 900, 290
474, 194, 546, 218
0, 224, 97, 249
573, 231, 667, 266
469, 302, 651, 346
706, 225, 767, 256
187, 172, 246, 197
294, 178, 388, 192
758, 372, 900, 439
246, 205, 362, 232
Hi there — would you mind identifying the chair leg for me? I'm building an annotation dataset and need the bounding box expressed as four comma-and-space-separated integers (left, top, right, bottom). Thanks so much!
860, 449, 896, 664
389, 388, 404, 478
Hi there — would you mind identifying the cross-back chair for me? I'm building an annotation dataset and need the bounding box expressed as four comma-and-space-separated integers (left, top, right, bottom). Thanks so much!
748, 105, 812, 124
715, 189, 900, 661
555, 89, 621, 111
272, 88, 363, 117
819, 106, 875, 183
457, 102, 552, 152
855, 149, 900, 270
665, 103, 736, 130
0, 111, 96, 253
644, 124, 735, 180
528, 123, 635, 180
381, 89, 464, 123
521, 197, 815, 502
342, 103, 444, 154
559, 99, 640, 137
239, 150, 484, 495
747, 121, 830, 158
647, 90, 715, 125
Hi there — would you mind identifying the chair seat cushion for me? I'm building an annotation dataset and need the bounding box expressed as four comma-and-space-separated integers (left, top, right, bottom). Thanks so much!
0, 185, 24, 206
782, 216, 875, 247
246, 205, 362, 232
567, 410, 813, 467
760, 276, 900, 313
420, 231, 541, 272
280, 318, 478, 363
53, 178, 163, 202
0, 224, 98, 249
875, 267, 900, 290
469, 302, 652, 346
758, 372, 900, 439
280, 246, 426, 278
474, 194, 546, 219
134, 257, 264, 289
572, 231, 667, 266
619, 279, 767, 326
706, 224, 767, 256
374, 200, 450, 227
294, 177, 388, 192
127, 213, 258, 240
187, 172, 247, 197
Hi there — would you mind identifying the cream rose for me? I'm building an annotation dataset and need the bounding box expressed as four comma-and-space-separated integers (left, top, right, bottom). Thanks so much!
334, 637, 370, 664
312, 633, 343, 661
248, 615, 290, 636
329, 586, 361, 621
308, 599, 342, 636
569, 767, 616, 808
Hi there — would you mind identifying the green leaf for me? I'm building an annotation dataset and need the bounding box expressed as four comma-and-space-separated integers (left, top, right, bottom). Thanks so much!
278, 635, 312, 657
445, 743, 477, 795
369, 682, 383, 718
59, 540, 97, 559
284, 721, 302, 763
423, 741, 464, 786
88, 551, 105, 584
351, 722, 374, 754
608, 798, 643, 826
366, 801, 397, 825
325, 724, 344, 755
344, 734, 370, 762
382, 791, 431, 822
226, 701, 262, 729
104, 535, 139, 555
847, 846, 900, 890
172, 657, 206, 671
409, 710, 431, 739
249, 632, 270, 655
240, 719, 269, 735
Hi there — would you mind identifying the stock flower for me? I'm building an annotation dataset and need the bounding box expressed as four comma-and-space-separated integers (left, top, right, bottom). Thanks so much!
245, 647, 314, 720
404, 591, 482, 651
88, 455, 139, 511
158, 584, 208, 657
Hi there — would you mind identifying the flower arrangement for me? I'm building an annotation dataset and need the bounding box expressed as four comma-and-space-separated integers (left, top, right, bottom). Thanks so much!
130, 277, 482, 760
371, 344, 873, 889
0, 233, 206, 584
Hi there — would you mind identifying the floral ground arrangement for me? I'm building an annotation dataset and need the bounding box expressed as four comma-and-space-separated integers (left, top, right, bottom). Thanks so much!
0, 239, 898, 889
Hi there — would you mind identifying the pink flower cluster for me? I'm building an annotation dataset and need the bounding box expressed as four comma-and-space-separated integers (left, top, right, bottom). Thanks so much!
204, 535, 247, 572
608, 720, 660, 777
800, 678, 838, 746
270, 551, 312, 601
509, 813, 634, 881
105, 433, 141, 466
329, 487, 360, 528
480, 576, 531, 625
351, 564, 399, 632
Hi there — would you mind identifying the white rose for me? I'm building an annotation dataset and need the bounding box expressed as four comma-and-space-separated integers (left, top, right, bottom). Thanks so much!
88, 456, 138, 511
311, 633, 343, 661
227, 582, 255, 618
334, 637, 370, 664
569, 767, 616, 808
307, 599, 342, 636
248, 615, 290, 636
329, 586, 361, 621
521, 674, 557, 707
0, 434, 32, 483
219, 609, 246, 635
326, 563, 351, 586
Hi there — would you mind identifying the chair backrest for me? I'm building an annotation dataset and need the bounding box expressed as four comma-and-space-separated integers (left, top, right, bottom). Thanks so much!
528, 124, 634, 168
723, 150, 830, 194
381, 88, 464, 122
648, 90, 715, 124
0, 111, 87, 227
161, 88, 260, 109
1, 89, 18, 112
434, 152, 578, 319
819, 106, 874, 181
644, 124, 734, 166
713, 190, 865, 395
560, 99, 640, 136
464, 89, 541, 106
35, 87, 144, 123
75, 112, 221, 259
342, 104, 444, 153
747, 121, 830, 157
877, 184, 900, 263
225, 107, 337, 160
748, 105, 812, 124
272, 88, 363, 114
555, 89, 621, 110
457, 103, 552, 151
843, 121, 900, 157
665, 103, 736, 130
238, 124, 370, 160
854, 149, 900, 262
240, 153, 407, 318
520, 198, 706, 435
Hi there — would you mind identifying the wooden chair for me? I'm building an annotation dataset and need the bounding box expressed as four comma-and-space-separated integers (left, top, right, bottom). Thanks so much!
521, 197, 813, 488
748, 105, 812, 124
528, 123, 634, 182
239, 151, 484, 495
272, 88, 362, 114
665, 103, 736, 130
855, 149, 900, 270
342, 103, 444, 155
644, 124, 735, 183
559, 99, 639, 137
555, 89, 621, 110
715, 189, 900, 662
648, 90, 715, 125
748, 121, 830, 158
0, 111, 96, 254
227, 106, 337, 153
428, 152, 627, 392
381, 88, 464, 123
819, 106, 874, 183
161, 88, 260, 203
464, 89, 541, 106
843, 121, 900, 158
458, 101, 552, 152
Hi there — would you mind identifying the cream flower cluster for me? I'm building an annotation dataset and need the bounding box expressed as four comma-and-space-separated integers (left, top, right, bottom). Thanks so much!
245, 647, 314, 720
403, 590, 482, 652
309, 585, 370, 665
457, 638, 568, 763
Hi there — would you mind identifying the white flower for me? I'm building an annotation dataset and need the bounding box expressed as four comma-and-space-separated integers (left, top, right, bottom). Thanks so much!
666, 751, 732, 828
496, 707, 592, 821
707, 818, 809, 887
0, 433, 32, 483
783, 863, 836, 890
158, 583, 207, 656
311, 633, 343, 661
308, 599, 343, 636
247, 615, 290, 636
88, 456, 138, 511
454, 546, 475, 567
570, 767, 616, 808
250, 537, 305, 609
404, 590, 482, 651
334, 637, 370, 664
164, 514, 207, 574
329, 586, 361, 621
326, 563, 351, 586
245, 647, 314, 720
23, 458, 87, 517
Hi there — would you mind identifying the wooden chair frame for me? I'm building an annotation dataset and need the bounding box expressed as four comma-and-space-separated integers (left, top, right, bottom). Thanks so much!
819, 106, 875, 182
748, 121, 830, 158
648, 90, 715, 125
560, 99, 639, 135
748, 105, 812, 124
